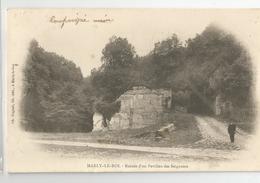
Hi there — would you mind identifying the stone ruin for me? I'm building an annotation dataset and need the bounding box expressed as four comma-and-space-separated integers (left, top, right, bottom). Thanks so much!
93, 86, 172, 131
215, 94, 233, 117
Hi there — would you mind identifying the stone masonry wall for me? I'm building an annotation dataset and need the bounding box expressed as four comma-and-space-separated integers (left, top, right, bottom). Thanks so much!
109, 86, 172, 130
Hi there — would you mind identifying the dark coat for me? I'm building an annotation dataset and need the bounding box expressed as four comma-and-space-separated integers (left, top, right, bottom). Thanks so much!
228, 124, 236, 134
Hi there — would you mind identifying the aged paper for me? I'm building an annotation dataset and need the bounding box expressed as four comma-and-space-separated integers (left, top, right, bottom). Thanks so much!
6, 9, 260, 172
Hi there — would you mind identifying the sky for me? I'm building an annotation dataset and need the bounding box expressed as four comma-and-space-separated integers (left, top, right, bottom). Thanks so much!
7, 9, 260, 77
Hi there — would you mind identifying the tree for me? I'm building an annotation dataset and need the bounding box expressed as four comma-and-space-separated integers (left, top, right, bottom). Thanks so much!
147, 34, 184, 88
94, 100, 121, 127
22, 40, 94, 132
101, 36, 136, 68
137, 24, 253, 119
90, 36, 137, 126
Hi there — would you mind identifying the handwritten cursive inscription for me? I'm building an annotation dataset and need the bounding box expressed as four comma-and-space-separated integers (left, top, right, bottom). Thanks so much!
50, 14, 114, 29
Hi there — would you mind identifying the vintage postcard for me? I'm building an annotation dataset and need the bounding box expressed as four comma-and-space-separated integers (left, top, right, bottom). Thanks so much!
5, 9, 260, 172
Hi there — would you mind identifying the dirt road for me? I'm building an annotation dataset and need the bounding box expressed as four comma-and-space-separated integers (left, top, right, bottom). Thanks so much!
194, 116, 249, 150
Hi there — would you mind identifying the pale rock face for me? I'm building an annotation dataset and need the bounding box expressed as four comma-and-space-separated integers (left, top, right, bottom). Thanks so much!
215, 94, 233, 117
92, 113, 103, 131
215, 94, 223, 116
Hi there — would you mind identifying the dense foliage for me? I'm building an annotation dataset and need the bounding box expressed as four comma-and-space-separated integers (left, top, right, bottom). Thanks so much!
132, 25, 254, 121
22, 40, 94, 132
22, 24, 254, 132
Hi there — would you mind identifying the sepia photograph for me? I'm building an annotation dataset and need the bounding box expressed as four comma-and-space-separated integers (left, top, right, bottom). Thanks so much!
5, 9, 260, 172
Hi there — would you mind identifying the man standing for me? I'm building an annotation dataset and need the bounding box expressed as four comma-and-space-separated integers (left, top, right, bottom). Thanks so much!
228, 122, 236, 143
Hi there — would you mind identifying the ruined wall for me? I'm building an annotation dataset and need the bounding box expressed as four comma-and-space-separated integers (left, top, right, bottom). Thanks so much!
109, 86, 172, 130
215, 94, 223, 116
215, 94, 233, 118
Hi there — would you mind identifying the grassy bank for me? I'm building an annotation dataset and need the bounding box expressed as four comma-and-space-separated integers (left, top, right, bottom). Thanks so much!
30, 112, 202, 147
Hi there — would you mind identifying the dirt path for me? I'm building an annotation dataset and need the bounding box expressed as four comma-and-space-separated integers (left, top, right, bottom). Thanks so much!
195, 116, 249, 149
